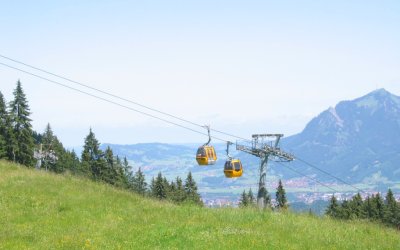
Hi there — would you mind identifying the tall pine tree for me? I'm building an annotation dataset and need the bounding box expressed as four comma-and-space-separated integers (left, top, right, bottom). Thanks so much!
173, 176, 186, 203
0, 91, 7, 158
122, 157, 133, 188
326, 195, 339, 218
0, 91, 17, 162
339, 200, 351, 219
373, 193, 385, 221
81, 128, 106, 180
248, 188, 255, 206
384, 189, 400, 226
239, 190, 249, 207
132, 167, 147, 196
363, 195, 375, 219
8, 81, 35, 166
258, 186, 272, 209
275, 179, 288, 210
149, 177, 156, 197
184, 172, 202, 205
104, 146, 117, 185
64, 149, 81, 174
349, 193, 364, 219
36, 123, 81, 174
153, 172, 167, 200
40, 123, 59, 171
384, 189, 400, 227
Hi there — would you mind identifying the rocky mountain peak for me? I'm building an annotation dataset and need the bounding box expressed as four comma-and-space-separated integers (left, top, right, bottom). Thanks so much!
352, 88, 400, 111
284, 88, 400, 183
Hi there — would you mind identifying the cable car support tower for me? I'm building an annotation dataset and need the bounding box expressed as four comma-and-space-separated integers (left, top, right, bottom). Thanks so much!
236, 134, 294, 209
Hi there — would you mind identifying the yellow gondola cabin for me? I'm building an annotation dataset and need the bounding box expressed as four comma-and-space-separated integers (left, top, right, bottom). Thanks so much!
196, 145, 217, 165
196, 125, 217, 166
224, 159, 243, 178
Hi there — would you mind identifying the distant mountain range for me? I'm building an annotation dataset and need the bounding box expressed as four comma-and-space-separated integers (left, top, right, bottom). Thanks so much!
283, 88, 400, 185
101, 89, 400, 198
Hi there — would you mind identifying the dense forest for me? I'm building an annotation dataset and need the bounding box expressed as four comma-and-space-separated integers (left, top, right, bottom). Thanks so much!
0, 80, 202, 205
326, 191, 400, 228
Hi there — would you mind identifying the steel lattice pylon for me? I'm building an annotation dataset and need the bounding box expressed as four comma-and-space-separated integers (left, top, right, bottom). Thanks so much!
236, 134, 294, 208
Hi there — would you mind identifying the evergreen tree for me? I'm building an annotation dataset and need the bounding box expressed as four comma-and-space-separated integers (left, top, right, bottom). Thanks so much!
40, 123, 59, 171
41, 123, 54, 143
384, 189, 399, 226
115, 156, 128, 188
326, 195, 339, 218
38, 124, 77, 174
116, 155, 121, 166
162, 177, 172, 198
363, 196, 375, 219
239, 190, 249, 207
64, 149, 80, 174
122, 157, 133, 188
132, 167, 147, 196
385, 189, 396, 206
173, 176, 186, 203
0, 92, 16, 162
32, 130, 42, 145
339, 200, 351, 219
154, 172, 167, 200
275, 179, 288, 210
81, 128, 106, 180
102, 147, 127, 187
8, 81, 35, 166
104, 146, 117, 185
184, 172, 202, 205
53, 139, 70, 173
248, 188, 255, 206
258, 186, 272, 209
4, 114, 16, 162
114, 155, 127, 188
123, 157, 130, 172
103, 149, 127, 188
373, 193, 385, 221
349, 193, 364, 219
169, 180, 177, 201
0, 92, 7, 158
149, 177, 156, 197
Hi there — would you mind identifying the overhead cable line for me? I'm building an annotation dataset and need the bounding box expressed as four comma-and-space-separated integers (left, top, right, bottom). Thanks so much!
275, 161, 340, 193
294, 157, 366, 194
0, 54, 251, 142
0, 62, 230, 143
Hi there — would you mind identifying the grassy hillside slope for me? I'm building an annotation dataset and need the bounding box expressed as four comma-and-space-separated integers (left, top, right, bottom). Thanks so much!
0, 160, 399, 249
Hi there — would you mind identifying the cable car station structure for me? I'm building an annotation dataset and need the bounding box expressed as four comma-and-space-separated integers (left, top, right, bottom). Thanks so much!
236, 134, 294, 208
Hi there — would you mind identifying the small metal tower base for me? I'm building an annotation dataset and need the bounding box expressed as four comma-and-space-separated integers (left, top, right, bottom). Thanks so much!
236, 134, 294, 209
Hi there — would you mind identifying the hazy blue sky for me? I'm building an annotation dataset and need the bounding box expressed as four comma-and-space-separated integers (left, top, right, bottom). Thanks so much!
0, 1, 399, 147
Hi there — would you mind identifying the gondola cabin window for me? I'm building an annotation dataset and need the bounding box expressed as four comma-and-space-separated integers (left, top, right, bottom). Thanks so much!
234, 161, 241, 171
197, 147, 206, 157
224, 161, 233, 170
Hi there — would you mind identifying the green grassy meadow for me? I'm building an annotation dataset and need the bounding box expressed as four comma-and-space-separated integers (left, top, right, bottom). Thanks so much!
0, 160, 399, 249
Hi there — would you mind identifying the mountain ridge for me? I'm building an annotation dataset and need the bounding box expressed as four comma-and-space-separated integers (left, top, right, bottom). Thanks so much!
283, 88, 400, 184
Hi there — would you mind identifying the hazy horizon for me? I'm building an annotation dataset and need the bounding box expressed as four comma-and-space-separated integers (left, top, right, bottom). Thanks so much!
1, 1, 399, 147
